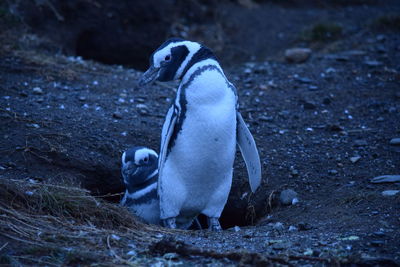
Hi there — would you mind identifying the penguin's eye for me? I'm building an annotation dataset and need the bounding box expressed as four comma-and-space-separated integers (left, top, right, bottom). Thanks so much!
164, 55, 171, 61
143, 156, 149, 163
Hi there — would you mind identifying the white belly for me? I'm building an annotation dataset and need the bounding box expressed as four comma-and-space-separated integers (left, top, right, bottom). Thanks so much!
159, 72, 237, 222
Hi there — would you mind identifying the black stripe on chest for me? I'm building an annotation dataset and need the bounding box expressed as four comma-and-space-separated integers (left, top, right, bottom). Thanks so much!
166, 64, 225, 157
126, 175, 157, 194
125, 187, 158, 206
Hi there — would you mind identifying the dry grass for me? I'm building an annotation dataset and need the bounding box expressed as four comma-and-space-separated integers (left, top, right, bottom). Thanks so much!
0, 177, 164, 265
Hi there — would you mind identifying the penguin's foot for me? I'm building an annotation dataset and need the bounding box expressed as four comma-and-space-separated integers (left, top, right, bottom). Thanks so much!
162, 217, 177, 229
207, 217, 222, 231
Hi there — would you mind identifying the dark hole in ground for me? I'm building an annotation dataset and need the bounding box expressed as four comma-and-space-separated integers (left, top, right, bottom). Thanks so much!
75, 30, 151, 71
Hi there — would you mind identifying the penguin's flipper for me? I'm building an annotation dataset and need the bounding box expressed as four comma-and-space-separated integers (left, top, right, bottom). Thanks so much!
157, 104, 178, 195
236, 111, 262, 193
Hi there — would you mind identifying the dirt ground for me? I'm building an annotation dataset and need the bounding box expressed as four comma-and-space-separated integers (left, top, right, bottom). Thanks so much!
1, 1, 399, 266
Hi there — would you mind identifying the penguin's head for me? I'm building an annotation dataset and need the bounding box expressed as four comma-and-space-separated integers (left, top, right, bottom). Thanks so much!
121, 147, 158, 188
139, 38, 216, 86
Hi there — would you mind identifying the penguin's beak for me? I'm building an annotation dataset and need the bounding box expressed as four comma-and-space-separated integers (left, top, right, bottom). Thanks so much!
138, 65, 160, 86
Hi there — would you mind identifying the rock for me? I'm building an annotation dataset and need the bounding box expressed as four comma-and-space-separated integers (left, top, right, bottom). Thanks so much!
163, 253, 179, 260
32, 87, 44, 95
303, 248, 313, 256
329, 124, 344, 132
295, 77, 313, 84
389, 138, 400, 146
228, 226, 241, 232
328, 169, 338, 175
136, 104, 149, 115
364, 60, 382, 67
372, 231, 386, 237
381, 190, 399, 196
272, 241, 289, 250
112, 112, 123, 119
301, 100, 316, 110
298, 222, 312, 231
78, 96, 87, 101
350, 156, 361, 163
288, 225, 297, 231
26, 123, 40, 129
370, 175, 400, 183
370, 240, 385, 247
354, 139, 368, 147
279, 189, 298, 205
290, 168, 299, 177
285, 48, 312, 63
259, 116, 273, 122
339, 235, 359, 241
272, 222, 285, 231
20, 91, 28, 97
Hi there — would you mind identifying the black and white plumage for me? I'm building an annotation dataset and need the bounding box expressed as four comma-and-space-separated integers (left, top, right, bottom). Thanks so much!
120, 146, 160, 225
139, 38, 262, 231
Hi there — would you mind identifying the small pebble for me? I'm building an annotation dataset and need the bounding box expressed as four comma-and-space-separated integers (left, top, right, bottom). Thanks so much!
381, 190, 399, 196
350, 156, 361, 163
354, 139, 368, 147
26, 123, 40, 129
285, 48, 312, 63
113, 112, 123, 119
370, 175, 400, 183
280, 189, 298, 205
328, 169, 338, 175
288, 225, 297, 231
127, 250, 137, 256
302, 101, 317, 110
273, 222, 285, 231
389, 138, 400, 146
20, 91, 28, 97
364, 60, 382, 67
163, 253, 179, 260
298, 222, 312, 231
370, 240, 385, 247
372, 231, 385, 237
32, 87, 43, 95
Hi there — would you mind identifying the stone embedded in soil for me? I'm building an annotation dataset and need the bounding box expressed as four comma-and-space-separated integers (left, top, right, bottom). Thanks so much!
354, 139, 368, 147
26, 123, 40, 129
389, 138, 400, 146
113, 112, 123, 119
329, 124, 344, 132
163, 253, 179, 260
295, 76, 313, 84
301, 100, 317, 110
298, 222, 312, 231
370, 240, 385, 247
350, 156, 361, 163
328, 169, 338, 175
32, 87, 44, 95
284, 48, 312, 63
136, 104, 149, 115
272, 222, 285, 231
370, 175, 400, 183
272, 241, 289, 250
381, 190, 400, 196
364, 60, 383, 67
279, 189, 298, 205
20, 91, 28, 97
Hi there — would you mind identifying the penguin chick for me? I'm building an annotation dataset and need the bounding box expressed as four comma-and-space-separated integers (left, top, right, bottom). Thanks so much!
139, 38, 262, 231
120, 146, 160, 225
